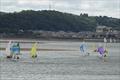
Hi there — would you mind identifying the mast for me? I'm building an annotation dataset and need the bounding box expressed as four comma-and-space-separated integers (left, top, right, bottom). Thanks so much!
49, 0, 52, 10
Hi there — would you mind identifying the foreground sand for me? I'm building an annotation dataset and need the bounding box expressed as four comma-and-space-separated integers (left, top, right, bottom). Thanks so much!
0, 40, 120, 80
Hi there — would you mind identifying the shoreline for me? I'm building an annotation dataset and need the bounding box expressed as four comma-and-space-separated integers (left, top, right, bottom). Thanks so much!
0, 38, 120, 43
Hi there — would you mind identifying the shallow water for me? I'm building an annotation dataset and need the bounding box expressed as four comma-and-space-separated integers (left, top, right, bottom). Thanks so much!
0, 40, 120, 80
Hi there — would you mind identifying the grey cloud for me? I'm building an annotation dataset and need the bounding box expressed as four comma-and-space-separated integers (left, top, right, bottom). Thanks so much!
0, 0, 119, 18
0, 0, 17, 6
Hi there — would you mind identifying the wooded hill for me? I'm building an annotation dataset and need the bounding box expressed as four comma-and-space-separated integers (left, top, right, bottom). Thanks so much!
0, 10, 119, 33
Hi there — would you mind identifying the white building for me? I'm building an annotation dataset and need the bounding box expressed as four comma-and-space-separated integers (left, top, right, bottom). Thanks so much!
96, 26, 112, 33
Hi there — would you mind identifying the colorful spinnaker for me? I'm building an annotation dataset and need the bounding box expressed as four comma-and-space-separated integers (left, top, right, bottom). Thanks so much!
10, 42, 20, 59
80, 42, 86, 53
96, 43, 108, 57
80, 41, 89, 55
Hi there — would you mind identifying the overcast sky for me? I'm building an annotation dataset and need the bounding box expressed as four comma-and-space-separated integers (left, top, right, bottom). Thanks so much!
0, 0, 120, 18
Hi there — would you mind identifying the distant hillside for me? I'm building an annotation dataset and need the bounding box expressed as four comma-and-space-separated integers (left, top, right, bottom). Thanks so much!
0, 10, 119, 33
0, 12, 7, 15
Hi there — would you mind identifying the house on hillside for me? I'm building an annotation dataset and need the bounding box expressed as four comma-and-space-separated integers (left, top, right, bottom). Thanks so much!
96, 26, 112, 33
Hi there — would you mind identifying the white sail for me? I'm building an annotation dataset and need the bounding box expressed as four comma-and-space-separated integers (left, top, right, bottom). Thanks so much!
6, 40, 12, 56
104, 38, 107, 43
110, 38, 112, 43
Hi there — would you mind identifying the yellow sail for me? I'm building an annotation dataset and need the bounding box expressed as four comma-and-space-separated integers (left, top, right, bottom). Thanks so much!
30, 43, 37, 58
105, 47, 108, 54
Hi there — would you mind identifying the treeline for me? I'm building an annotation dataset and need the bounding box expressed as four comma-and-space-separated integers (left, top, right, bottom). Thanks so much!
0, 10, 119, 33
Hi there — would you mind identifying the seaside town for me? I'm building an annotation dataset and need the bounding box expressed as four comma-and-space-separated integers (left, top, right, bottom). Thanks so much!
1, 25, 120, 42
